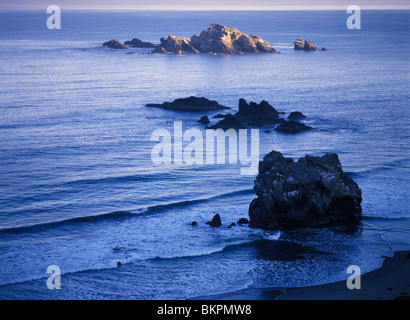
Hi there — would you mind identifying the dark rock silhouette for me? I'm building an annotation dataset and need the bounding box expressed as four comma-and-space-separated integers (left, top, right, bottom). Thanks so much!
234, 99, 280, 126
124, 38, 155, 48
206, 214, 222, 227
237, 218, 249, 225
288, 111, 307, 120
198, 115, 210, 124
103, 40, 127, 49
206, 114, 246, 130
146, 96, 230, 112
249, 151, 362, 229
274, 120, 312, 133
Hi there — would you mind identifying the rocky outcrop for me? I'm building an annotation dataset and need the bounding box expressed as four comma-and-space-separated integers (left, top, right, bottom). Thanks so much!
294, 39, 317, 51
206, 114, 246, 130
234, 99, 280, 125
152, 36, 199, 54
152, 24, 276, 54
198, 115, 210, 124
206, 214, 222, 227
237, 218, 249, 225
103, 39, 127, 49
249, 151, 362, 230
124, 38, 155, 48
274, 120, 312, 133
288, 111, 307, 120
146, 96, 230, 112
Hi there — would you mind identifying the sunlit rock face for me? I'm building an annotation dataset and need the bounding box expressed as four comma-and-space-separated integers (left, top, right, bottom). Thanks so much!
153, 24, 276, 54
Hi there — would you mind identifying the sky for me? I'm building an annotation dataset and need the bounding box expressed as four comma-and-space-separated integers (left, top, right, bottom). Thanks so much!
0, 0, 409, 10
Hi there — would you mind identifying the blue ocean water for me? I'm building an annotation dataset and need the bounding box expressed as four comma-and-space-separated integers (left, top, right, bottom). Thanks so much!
0, 9, 409, 299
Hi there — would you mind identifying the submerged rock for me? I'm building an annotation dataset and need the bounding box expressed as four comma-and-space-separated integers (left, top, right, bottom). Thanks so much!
274, 120, 312, 133
206, 214, 222, 227
249, 151, 362, 230
234, 98, 280, 125
146, 96, 230, 112
124, 38, 155, 48
206, 114, 246, 130
294, 39, 317, 51
103, 39, 127, 49
152, 24, 276, 54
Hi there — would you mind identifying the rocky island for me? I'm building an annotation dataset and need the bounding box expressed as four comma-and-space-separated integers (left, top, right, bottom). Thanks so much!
249, 151, 362, 230
145, 96, 230, 112
152, 24, 276, 54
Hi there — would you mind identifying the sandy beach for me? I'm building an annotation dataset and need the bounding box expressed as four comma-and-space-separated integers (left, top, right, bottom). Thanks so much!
204, 251, 410, 300
277, 250, 410, 300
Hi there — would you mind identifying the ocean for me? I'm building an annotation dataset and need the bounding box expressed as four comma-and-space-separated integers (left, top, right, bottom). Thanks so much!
0, 9, 409, 299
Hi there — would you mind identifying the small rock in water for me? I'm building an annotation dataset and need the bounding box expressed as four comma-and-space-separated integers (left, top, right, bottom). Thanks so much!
206, 214, 222, 227
237, 218, 249, 225
198, 115, 210, 124
191, 221, 198, 226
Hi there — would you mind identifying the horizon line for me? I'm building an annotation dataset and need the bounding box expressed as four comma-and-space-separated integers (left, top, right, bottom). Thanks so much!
1, 5, 410, 11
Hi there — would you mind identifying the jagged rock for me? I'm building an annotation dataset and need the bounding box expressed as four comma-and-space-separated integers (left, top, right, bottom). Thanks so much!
294, 39, 317, 51
198, 115, 210, 124
152, 36, 199, 54
227, 222, 236, 228
206, 214, 222, 227
249, 151, 362, 229
288, 111, 307, 120
103, 39, 127, 49
274, 120, 312, 133
146, 96, 230, 112
206, 114, 246, 130
234, 99, 279, 125
152, 24, 276, 54
237, 218, 249, 225
124, 38, 155, 48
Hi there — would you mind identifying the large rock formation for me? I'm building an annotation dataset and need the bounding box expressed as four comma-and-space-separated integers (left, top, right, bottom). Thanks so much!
124, 38, 155, 48
152, 24, 276, 54
249, 151, 362, 230
103, 39, 127, 49
234, 98, 280, 125
294, 39, 317, 51
152, 36, 199, 54
146, 96, 230, 112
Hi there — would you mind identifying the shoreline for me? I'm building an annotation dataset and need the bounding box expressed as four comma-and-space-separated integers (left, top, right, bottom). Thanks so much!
202, 251, 410, 300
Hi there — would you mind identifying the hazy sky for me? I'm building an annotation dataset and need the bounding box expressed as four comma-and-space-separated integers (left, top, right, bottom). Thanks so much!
0, 0, 409, 10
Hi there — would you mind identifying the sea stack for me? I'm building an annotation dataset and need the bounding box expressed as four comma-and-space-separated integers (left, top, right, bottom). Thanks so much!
249, 151, 362, 229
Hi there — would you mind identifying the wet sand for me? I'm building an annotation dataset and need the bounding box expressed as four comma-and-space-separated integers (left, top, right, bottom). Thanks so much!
203, 251, 410, 300
277, 251, 410, 300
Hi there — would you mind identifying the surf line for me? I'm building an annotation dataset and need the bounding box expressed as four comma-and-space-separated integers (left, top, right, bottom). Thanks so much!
151, 121, 259, 176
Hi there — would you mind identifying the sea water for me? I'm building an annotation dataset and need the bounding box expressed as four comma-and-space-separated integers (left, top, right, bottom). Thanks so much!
0, 9, 409, 299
